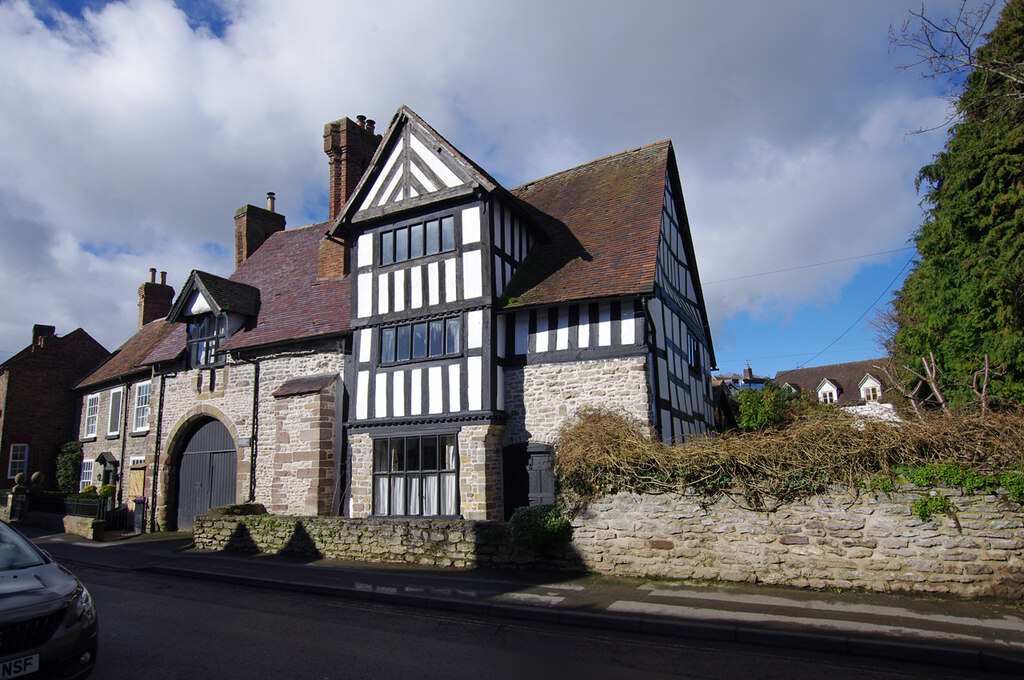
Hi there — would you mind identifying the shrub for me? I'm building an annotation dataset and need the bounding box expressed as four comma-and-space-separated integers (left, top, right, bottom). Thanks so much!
912, 495, 954, 522
80, 485, 97, 497
56, 442, 83, 494
508, 504, 571, 552
98, 484, 116, 499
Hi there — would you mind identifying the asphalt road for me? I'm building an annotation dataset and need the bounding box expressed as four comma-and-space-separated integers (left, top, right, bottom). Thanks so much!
68, 561, 1017, 680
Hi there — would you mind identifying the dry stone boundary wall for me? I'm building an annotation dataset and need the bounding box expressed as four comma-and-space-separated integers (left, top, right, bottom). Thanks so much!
194, 485, 1024, 598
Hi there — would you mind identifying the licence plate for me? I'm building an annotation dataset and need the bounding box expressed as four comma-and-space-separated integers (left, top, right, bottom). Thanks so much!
0, 654, 38, 679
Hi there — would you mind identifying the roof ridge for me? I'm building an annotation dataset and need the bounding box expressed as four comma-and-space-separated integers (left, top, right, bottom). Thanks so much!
512, 139, 670, 192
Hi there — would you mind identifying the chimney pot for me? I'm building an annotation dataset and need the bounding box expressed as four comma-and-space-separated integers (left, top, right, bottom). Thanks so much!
356, 115, 367, 128
365, 119, 375, 134
267, 191, 276, 212
149, 267, 156, 283
160, 271, 167, 285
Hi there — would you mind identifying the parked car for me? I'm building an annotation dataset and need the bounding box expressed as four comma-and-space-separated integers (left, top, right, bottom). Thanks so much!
0, 520, 97, 679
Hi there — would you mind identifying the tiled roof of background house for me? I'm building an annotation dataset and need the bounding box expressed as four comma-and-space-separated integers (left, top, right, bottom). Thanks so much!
504, 141, 669, 308
774, 359, 889, 406
76, 320, 175, 389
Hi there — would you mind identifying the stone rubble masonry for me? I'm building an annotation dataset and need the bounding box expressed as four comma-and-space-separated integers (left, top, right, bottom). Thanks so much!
502, 357, 650, 446
194, 485, 1024, 598
154, 342, 345, 529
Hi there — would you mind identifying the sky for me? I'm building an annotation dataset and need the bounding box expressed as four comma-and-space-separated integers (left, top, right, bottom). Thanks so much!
0, 0, 993, 378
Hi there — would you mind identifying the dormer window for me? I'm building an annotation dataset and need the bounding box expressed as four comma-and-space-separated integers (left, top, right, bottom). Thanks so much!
187, 313, 227, 367
820, 390, 836, 404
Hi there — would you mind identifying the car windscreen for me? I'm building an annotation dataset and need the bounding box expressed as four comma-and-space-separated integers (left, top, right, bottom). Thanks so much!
0, 522, 46, 570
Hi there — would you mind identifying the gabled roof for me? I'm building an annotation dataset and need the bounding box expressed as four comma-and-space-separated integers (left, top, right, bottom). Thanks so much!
775, 359, 889, 406
76, 320, 175, 390
332, 105, 503, 231
505, 141, 669, 307
167, 270, 260, 321
1, 328, 106, 374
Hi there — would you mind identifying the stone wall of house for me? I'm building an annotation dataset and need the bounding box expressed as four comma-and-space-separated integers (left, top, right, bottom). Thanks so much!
457, 423, 504, 521
502, 357, 650, 446
269, 379, 337, 515
154, 340, 345, 528
194, 485, 1024, 598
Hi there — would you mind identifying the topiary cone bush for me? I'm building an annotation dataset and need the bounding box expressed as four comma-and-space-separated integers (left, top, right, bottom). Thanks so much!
508, 504, 571, 553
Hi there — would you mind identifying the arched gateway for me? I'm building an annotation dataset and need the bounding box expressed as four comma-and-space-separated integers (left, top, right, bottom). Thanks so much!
175, 417, 236, 529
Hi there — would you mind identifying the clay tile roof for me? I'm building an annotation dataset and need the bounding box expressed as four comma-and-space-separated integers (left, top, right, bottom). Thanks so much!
76, 320, 176, 389
220, 222, 349, 352
504, 141, 669, 307
774, 359, 888, 406
193, 271, 260, 316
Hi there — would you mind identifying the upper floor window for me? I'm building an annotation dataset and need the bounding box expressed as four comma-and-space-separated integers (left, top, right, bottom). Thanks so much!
187, 313, 227, 368
380, 215, 455, 266
863, 386, 879, 401
84, 394, 100, 439
820, 390, 836, 404
133, 381, 152, 432
687, 332, 701, 373
380, 316, 460, 364
7, 444, 27, 479
107, 387, 124, 436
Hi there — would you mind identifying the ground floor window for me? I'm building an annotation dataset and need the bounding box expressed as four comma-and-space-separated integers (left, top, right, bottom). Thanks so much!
373, 433, 458, 516
7, 444, 27, 479
79, 460, 94, 491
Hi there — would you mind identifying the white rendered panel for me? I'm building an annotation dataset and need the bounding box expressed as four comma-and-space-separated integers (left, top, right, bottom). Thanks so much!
535, 313, 549, 353
410, 134, 461, 188
377, 167, 404, 206
428, 366, 443, 414
467, 310, 483, 349
444, 257, 457, 303
468, 356, 482, 411
556, 308, 569, 350
621, 304, 635, 344
410, 369, 423, 416
496, 314, 507, 358
410, 160, 437, 193
462, 206, 481, 244
514, 312, 528, 355
393, 371, 405, 418
395, 188, 403, 202
357, 233, 373, 268
393, 269, 405, 312
356, 371, 369, 420
463, 249, 482, 299
357, 273, 372, 318
497, 367, 505, 411
375, 374, 387, 418
578, 305, 590, 348
427, 262, 440, 306
358, 328, 372, 363
598, 303, 612, 346
360, 138, 403, 211
377, 273, 389, 315
409, 187, 418, 198
448, 364, 461, 412
188, 292, 212, 315
410, 265, 423, 309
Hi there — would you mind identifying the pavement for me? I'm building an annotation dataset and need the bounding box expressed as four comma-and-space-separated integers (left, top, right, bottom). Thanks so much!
17, 524, 1024, 675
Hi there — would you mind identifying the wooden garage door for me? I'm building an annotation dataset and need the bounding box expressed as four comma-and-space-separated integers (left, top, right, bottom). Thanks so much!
177, 418, 236, 529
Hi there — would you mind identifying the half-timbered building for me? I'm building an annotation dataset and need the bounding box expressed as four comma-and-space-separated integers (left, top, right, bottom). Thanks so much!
74, 106, 716, 530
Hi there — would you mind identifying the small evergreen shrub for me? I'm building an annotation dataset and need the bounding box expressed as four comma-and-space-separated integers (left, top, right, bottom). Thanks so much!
98, 484, 116, 499
56, 442, 83, 494
508, 504, 570, 552
80, 485, 97, 497
912, 495, 954, 522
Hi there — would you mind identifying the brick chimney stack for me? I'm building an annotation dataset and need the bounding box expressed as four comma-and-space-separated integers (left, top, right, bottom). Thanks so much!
324, 116, 381, 224
234, 192, 286, 270
138, 268, 174, 329
31, 324, 55, 350
320, 115, 381, 280
743, 364, 754, 381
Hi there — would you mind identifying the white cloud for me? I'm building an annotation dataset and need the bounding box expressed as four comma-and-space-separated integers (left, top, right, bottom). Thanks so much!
0, 0, 962, 359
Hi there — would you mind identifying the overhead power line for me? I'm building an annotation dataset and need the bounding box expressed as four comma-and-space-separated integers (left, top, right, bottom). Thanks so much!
703, 247, 915, 285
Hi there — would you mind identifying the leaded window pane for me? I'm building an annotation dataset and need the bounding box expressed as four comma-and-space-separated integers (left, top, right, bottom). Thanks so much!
412, 323, 427, 359
406, 437, 421, 471
410, 222, 424, 258
381, 328, 395, 363
381, 231, 394, 265
391, 476, 406, 516
445, 317, 460, 354
390, 439, 405, 472
425, 220, 439, 254
395, 226, 409, 262
422, 473, 439, 515
396, 325, 411, 361
422, 436, 438, 470
441, 216, 455, 251
407, 476, 421, 516
441, 473, 457, 515
429, 320, 444, 357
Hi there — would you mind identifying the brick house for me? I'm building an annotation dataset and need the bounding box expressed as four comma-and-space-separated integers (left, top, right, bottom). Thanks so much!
75, 107, 717, 530
0, 325, 107, 488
